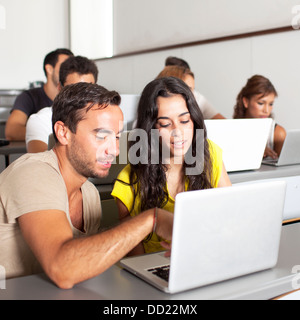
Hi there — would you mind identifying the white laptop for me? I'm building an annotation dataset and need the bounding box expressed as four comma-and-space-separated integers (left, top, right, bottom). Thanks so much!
120, 181, 286, 294
262, 129, 300, 167
205, 119, 272, 172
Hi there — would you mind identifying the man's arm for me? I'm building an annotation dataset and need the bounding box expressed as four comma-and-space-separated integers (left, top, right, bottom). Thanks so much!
5, 110, 28, 141
26, 140, 48, 153
18, 208, 173, 289
116, 198, 146, 256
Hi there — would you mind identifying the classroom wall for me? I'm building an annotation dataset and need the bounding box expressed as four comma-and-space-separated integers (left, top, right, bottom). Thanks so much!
0, 0, 69, 89
96, 21, 300, 131
113, 0, 299, 55
0, 0, 69, 171
0, 0, 299, 132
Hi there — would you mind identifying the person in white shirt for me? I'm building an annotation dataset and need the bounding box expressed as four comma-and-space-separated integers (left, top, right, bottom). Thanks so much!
162, 57, 225, 119
6, 48, 73, 141
26, 55, 98, 153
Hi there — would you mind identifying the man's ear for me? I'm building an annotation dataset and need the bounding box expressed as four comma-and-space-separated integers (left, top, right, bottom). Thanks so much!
44, 64, 54, 79
53, 121, 69, 145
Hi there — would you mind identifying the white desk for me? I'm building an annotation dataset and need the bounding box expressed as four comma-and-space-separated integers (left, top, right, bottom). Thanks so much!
1, 223, 299, 300
0, 141, 26, 167
229, 164, 300, 221
229, 164, 300, 184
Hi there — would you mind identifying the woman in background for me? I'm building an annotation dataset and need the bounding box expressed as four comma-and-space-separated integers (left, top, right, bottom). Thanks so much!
157, 65, 225, 119
233, 75, 286, 158
112, 77, 231, 256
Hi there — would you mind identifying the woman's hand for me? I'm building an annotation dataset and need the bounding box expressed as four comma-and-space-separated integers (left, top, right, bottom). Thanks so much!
264, 147, 278, 159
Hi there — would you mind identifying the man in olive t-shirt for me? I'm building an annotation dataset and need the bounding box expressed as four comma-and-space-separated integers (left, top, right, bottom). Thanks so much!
0, 150, 101, 279
0, 82, 173, 289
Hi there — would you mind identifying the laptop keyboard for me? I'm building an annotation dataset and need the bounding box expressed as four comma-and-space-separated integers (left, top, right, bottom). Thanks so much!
263, 157, 278, 164
147, 265, 170, 282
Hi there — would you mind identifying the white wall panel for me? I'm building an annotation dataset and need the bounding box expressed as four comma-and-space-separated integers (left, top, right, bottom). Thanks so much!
251, 31, 300, 130
0, 0, 69, 89
95, 30, 300, 130
70, 0, 113, 59
113, 0, 299, 55
182, 38, 253, 118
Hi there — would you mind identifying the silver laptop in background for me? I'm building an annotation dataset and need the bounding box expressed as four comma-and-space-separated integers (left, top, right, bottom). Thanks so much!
120, 181, 286, 294
205, 119, 272, 172
262, 129, 300, 167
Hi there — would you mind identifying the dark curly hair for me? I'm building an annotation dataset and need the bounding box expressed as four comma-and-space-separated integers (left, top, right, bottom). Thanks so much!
52, 82, 120, 142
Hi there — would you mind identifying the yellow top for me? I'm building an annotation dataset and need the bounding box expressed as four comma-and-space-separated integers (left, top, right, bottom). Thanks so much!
111, 140, 223, 253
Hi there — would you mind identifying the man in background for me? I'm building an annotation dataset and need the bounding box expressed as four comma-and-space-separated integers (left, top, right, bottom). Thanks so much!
26, 55, 98, 153
165, 56, 225, 119
5, 48, 73, 141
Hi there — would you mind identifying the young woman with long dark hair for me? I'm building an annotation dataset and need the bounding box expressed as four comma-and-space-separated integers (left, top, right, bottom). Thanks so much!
112, 77, 231, 255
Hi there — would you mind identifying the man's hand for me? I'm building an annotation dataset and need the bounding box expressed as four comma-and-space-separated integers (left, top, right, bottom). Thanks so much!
160, 241, 172, 257
155, 208, 173, 241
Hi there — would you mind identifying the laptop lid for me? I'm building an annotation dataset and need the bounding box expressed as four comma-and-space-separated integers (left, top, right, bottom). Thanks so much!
274, 129, 300, 166
205, 119, 272, 172
120, 181, 286, 294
